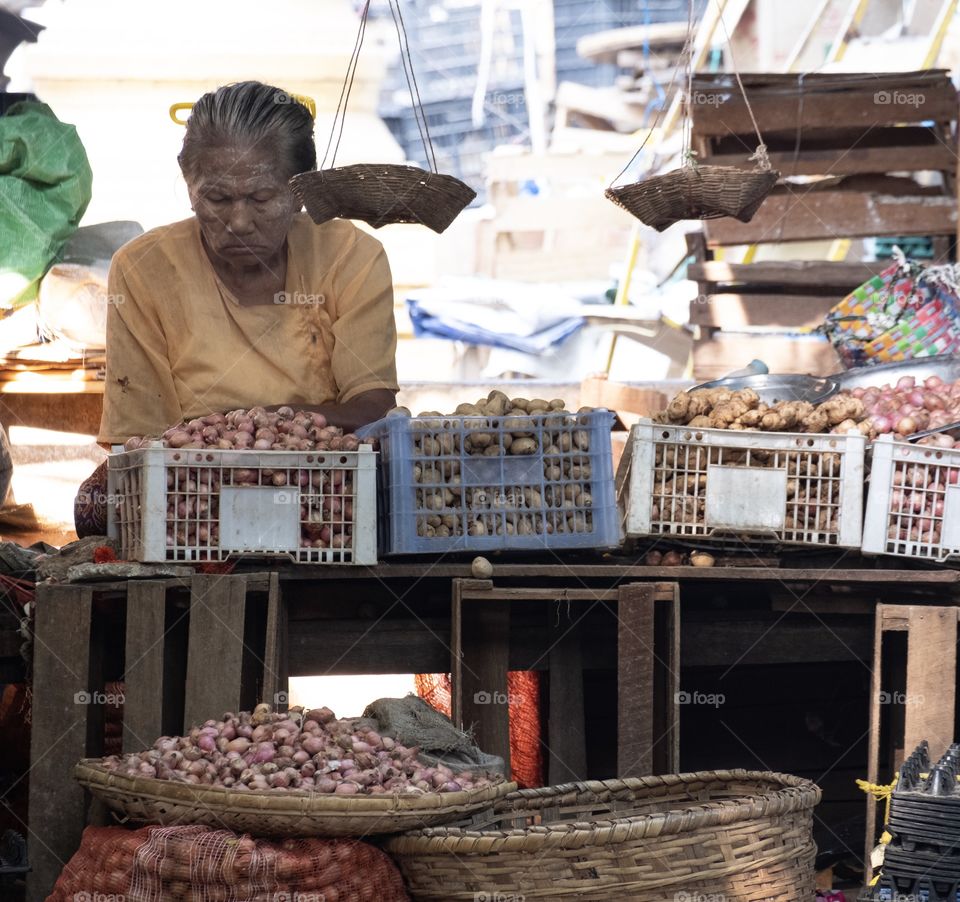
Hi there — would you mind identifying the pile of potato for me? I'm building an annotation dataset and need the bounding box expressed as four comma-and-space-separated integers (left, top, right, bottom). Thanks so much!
656, 387, 869, 436
650, 440, 847, 536
386, 392, 600, 539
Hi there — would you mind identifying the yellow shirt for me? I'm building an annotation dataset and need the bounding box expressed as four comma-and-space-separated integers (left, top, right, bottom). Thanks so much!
98, 214, 398, 443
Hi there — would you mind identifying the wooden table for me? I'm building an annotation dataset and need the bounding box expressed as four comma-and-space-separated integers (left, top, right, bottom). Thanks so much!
23, 558, 960, 901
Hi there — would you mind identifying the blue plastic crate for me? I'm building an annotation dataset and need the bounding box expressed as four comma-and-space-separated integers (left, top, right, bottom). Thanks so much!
358, 410, 620, 555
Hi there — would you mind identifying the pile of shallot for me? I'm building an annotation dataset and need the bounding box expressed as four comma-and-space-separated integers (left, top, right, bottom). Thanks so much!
848, 375, 960, 444
101, 705, 500, 796
122, 406, 363, 453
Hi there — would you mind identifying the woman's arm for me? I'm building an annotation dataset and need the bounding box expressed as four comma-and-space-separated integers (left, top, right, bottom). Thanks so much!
265, 388, 396, 432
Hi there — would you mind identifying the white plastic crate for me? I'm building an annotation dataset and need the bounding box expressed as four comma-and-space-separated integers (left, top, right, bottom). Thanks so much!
618, 419, 866, 548
106, 444, 377, 564
863, 435, 960, 562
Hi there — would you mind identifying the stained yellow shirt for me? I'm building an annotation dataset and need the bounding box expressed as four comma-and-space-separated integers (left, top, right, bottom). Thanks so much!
98, 214, 398, 443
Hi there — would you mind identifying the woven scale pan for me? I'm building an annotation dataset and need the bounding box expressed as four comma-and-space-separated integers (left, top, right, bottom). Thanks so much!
290, 164, 477, 234
75, 760, 516, 838
386, 770, 821, 901
606, 165, 780, 232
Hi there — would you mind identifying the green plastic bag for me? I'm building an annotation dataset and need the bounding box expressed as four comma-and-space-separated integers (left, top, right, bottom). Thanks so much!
0, 102, 92, 309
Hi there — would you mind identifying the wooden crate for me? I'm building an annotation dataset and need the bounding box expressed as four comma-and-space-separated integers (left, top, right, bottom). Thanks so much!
451, 579, 680, 783
26, 573, 286, 902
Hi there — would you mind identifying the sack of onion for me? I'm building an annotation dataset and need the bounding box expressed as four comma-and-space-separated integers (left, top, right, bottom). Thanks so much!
107, 407, 377, 564
46, 824, 410, 902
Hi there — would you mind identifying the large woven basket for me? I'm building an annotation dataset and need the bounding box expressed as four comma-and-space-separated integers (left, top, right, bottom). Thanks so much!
290, 164, 476, 233
606, 165, 779, 232
386, 770, 821, 901
75, 759, 515, 838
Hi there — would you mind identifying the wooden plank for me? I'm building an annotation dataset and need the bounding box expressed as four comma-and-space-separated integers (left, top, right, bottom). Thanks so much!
618, 583, 657, 777
687, 260, 878, 289
689, 293, 840, 330
457, 584, 678, 603
451, 580, 464, 728
576, 21, 688, 63
453, 579, 511, 771
261, 573, 288, 708
658, 582, 681, 775
27, 586, 94, 902
184, 574, 248, 729
705, 191, 957, 245
547, 604, 587, 783
702, 143, 958, 178
865, 603, 885, 884
261, 563, 960, 586
122, 581, 167, 752
903, 606, 956, 761
691, 73, 956, 136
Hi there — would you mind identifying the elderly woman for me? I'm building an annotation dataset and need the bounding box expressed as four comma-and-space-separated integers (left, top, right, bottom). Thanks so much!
75, 81, 398, 536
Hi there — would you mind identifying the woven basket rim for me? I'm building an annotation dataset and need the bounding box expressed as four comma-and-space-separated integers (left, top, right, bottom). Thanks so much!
608, 163, 780, 189
75, 759, 515, 816
387, 770, 821, 853
292, 163, 471, 183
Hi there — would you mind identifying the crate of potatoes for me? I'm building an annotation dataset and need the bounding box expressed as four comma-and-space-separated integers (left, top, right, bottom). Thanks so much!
618, 385, 870, 549
358, 393, 620, 554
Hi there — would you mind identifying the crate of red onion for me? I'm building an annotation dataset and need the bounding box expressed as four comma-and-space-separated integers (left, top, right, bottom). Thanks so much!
862, 434, 960, 562
619, 419, 867, 549
106, 408, 377, 564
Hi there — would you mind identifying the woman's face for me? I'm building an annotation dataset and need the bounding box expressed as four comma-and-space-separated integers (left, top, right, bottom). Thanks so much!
185, 144, 298, 267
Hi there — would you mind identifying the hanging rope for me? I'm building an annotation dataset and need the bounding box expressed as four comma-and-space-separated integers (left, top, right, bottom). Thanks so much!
714, 0, 770, 171
321, 0, 440, 173
609, 0, 697, 187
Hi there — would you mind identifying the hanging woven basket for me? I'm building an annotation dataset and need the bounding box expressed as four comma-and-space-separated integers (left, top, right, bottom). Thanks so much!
291, 164, 476, 233
605, 163, 780, 232
291, 0, 475, 234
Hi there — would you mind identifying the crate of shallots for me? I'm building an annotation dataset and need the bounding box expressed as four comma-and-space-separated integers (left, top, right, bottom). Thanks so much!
618, 418, 867, 549
862, 434, 960, 562
357, 394, 620, 554
106, 407, 377, 564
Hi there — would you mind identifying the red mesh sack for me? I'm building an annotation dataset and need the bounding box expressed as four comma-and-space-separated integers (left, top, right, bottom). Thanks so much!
414, 672, 543, 788
47, 825, 410, 902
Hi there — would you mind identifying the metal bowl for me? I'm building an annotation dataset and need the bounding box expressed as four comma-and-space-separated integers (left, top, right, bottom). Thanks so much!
829, 355, 960, 391
690, 373, 839, 406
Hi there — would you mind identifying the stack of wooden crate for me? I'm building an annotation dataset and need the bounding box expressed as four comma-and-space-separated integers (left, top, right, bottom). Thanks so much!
686, 69, 958, 377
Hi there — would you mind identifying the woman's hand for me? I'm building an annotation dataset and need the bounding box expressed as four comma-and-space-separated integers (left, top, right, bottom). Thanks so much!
265, 389, 396, 433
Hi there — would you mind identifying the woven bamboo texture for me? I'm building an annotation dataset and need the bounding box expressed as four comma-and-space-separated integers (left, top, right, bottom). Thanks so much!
605, 165, 779, 232
75, 759, 515, 838
290, 164, 476, 233
385, 770, 821, 901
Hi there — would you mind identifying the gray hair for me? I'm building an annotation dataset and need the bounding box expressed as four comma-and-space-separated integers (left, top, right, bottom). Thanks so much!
178, 81, 316, 181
